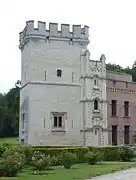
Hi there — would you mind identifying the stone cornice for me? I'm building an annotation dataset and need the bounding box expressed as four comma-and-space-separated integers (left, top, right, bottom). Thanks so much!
20, 81, 81, 89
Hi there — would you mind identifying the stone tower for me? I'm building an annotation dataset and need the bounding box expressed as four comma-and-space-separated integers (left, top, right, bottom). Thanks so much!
80, 52, 108, 146
19, 20, 89, 145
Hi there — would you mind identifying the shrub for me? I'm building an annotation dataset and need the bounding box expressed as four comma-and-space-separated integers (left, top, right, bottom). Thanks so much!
59, 151, 77, 169
120, 145, 134, 162
2, 146, 25, 170
0, 147, 25, 177
0, 143, 11, 157
85, 152, 100, 165
23, 146, 33, 165
31, 151, 51, 170
32, 147, 89, 163
0, 156, 21, 177
89, 146, 121, 161
31, 146, 122, 163
50, 155, 59, 166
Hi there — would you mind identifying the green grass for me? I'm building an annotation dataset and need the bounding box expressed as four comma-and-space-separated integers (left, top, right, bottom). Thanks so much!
0, 137, 19, 144
0, 162, 135, 180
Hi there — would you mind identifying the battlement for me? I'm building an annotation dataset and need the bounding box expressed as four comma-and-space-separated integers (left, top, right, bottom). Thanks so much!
19, 20, 89, 48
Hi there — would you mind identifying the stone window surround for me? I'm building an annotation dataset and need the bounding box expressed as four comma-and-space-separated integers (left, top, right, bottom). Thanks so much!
51, 112, 67, 132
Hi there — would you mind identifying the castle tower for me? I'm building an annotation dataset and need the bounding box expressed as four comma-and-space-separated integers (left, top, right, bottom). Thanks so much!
19, 20, 89, 145
80, 52, 108, 146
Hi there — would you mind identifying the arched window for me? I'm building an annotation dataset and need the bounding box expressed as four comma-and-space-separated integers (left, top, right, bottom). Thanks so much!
94, 99, 98, 110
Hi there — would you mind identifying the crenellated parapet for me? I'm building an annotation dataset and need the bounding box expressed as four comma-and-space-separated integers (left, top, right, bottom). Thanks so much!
19, 20, 89, 49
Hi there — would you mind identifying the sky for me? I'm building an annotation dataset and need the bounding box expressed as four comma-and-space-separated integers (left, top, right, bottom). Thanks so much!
0, 0, 136, 93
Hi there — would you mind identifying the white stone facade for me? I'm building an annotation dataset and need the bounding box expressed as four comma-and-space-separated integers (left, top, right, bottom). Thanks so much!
19, 21, 108, 146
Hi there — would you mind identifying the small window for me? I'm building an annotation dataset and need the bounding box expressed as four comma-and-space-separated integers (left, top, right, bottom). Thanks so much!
44, 70, 46, 80
44, 118, 45, 129
53, 116, 63, 128
94, 79, 97, 86
72, 120, 74, 128
21, 113, 25, 129
124, 101, 129, 117
54, 116, 57, 127
94, 99, 98, 110
58, 116, 62, 127
111, 100, 117, 116
57, 69, 62, 77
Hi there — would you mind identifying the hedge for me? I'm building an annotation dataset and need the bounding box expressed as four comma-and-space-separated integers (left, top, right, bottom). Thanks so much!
0, 144, 122, 162
32, 146, 121, 161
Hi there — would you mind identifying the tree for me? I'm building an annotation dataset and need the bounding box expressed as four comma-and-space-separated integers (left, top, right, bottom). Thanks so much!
0, 81, 20, 137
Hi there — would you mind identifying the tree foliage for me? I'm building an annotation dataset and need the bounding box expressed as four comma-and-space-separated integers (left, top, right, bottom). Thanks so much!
0, 81, 20, 137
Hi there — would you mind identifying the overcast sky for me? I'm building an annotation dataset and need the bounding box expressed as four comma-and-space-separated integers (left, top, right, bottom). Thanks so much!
0, 0, 136, 93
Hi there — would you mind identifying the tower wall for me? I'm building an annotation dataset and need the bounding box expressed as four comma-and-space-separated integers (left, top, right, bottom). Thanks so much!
19, 20, 89, 145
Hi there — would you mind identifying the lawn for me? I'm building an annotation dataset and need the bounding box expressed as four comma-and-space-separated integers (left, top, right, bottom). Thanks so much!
1, 162, 136, 180
0, 137, 19, 144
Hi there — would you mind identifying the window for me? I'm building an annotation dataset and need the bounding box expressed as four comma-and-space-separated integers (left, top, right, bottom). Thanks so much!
44, 118, 45, 129
94, 99, 98, 110
126, 82, 128, 88
21, 113, 25, 129
58, 116, 62, 127
57, 69, 62, 77
53, 116, 62, 127
111, 100, 117, 116
72, 120, 74, 128
124, 101, 129, 117
54, 116, 58, 127
44, 70, 46, 80
94, 79, 97, 86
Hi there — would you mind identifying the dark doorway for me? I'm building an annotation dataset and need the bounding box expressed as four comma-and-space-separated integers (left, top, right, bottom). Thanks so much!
124, 125, 130, 144
112, 125, 117, 145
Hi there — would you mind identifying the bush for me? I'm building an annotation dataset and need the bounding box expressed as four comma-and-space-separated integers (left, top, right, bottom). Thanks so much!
0, 147, 25, 177
50, 155, 59, 166
23, 146, 33, 165
89, 146, 121, 161
3, 146, 25, 170
59, 151, 77, 169
0, 143, 11, 157
120, 145, 134, 162
33, 147, 89, 163
31, 151, 51, 170
85, 152, 100, 165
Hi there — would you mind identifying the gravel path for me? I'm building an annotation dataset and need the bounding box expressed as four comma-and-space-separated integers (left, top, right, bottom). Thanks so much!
87, 168, 136, 180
